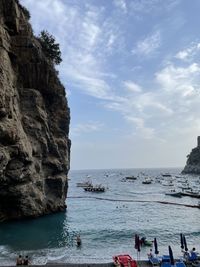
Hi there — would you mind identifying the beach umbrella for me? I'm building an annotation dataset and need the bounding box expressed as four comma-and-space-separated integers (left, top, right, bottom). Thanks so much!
154, 238, 159, 255
180, 233, 184, 249
169, 246, 175, 266
183, 235, 188, 251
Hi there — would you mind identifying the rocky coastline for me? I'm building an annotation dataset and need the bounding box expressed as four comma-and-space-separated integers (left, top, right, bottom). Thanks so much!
182, 136, 200, 174
0, 0, 70, 221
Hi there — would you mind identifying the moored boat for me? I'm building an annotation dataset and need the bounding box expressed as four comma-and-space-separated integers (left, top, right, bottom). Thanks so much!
162, 173, 172, 177
125, 176, 137, 180
181, 189, 200, 198
76, 181, 93, 187
162, 181, 174, 186
84, 184, 105, 192
165, 189, 182, 197
142, 177, 152, 184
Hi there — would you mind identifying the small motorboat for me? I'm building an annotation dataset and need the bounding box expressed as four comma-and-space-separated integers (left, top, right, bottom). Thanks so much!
165, 189, 182, 197
125, 176, 137, 180
84, 184, 105, 192
162, 181, 174, 186
142, 178, 152, 184
181, 189, 200, 198
76, 181, 93, 187
161, 173, 172, 177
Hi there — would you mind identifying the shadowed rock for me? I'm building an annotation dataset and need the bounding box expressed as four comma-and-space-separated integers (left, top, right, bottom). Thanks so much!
182, 136, 200, 174
0, 0, 70, 221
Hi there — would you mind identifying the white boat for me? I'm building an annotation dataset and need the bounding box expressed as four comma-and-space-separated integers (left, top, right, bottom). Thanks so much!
84, 184, 105, 192
125, 176, 137, 180
181, 188, 200, 198
162, 181, 174, 186
165, 189, 182, 197
178, 184, 191, 190
76, 181, 93, 188
142, 178, 152, 184
161, 173, 172, 177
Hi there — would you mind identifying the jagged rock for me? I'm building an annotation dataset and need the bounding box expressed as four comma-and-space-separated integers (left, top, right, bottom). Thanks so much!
0, 0, 70, 221
182, 137, 200, 174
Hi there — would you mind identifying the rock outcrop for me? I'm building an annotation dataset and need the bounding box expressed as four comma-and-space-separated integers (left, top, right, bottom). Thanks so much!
182, 137, 200, 174
0, 0, 70, 221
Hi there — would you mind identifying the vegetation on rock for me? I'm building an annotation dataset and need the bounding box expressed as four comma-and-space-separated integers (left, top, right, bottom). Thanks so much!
38, 30, 62, 65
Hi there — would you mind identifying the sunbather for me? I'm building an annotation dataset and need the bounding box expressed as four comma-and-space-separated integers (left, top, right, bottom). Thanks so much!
148, 249, 154, 258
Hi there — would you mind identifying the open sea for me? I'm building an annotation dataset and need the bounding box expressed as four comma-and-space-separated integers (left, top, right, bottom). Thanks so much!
0, 168, 200, 265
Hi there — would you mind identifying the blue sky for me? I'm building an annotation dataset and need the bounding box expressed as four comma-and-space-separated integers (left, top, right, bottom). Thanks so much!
21, 0, 200, 170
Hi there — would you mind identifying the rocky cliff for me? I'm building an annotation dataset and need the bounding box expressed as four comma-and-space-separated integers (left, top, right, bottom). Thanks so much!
0, 0, 70, 221
182, 137, 200, 174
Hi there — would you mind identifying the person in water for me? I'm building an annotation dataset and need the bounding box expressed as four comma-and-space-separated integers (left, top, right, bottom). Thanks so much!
76, 234, 81, 247
16, 255, 23, 265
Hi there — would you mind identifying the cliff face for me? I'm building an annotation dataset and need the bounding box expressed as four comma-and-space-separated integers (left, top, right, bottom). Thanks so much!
182, 137, 200, 174
0, 0, 70, 221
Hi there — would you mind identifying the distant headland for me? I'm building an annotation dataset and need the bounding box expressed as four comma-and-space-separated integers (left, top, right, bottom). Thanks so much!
182, 136, 200, 174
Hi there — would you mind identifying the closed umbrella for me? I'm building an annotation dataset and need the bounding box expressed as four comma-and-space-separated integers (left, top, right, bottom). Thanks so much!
169, 246, 175, 266
183, 235, 188, 251
154, 238, 159, 255
137, 235, 141, 252
134, 234, 138, 250
135, 234, 140, 261
180, 233, 184, 249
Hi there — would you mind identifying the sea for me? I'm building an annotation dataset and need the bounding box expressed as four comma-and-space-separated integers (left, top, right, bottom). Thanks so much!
0, 167, 200, 265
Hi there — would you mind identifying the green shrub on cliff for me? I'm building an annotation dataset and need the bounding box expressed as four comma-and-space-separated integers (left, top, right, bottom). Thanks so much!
38, 30, 62, 65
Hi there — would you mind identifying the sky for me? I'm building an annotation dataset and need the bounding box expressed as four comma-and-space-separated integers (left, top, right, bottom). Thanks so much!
21, 0, 200, 170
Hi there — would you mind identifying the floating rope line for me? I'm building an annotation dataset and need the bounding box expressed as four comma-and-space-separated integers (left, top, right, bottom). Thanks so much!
67, 196, 200, 209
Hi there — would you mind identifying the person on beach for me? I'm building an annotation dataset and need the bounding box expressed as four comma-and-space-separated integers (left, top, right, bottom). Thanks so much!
16, 255, 23, 265
183, 251, 189, 261
23, 255, 30, 265
147, 249, 154, 259
114, 257, 121, 267
76, 234, 81, 247
189, 248, 198, 261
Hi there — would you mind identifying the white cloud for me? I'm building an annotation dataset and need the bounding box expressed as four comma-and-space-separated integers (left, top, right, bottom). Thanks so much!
125, 116, 155, 139
123, 81, 142, 93
113, 0, 127, 13
107, 34, 116, 49
156, 63, 200, 97
132, 30, 161, 56
130, 0, 180, 14
175, 42, 200, 61
71, 121, 104, 136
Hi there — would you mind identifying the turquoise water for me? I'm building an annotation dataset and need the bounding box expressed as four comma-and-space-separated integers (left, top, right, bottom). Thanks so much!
0, 168, 200, 265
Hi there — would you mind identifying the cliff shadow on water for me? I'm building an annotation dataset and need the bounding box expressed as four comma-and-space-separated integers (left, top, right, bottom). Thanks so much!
0, 212, 77, 251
